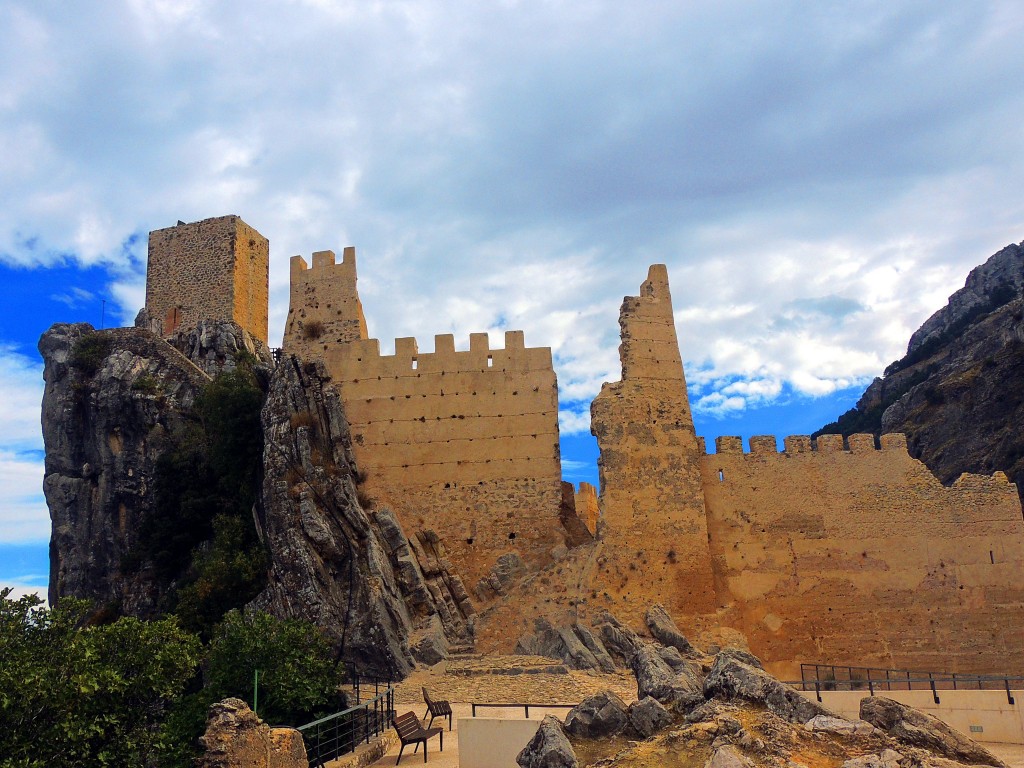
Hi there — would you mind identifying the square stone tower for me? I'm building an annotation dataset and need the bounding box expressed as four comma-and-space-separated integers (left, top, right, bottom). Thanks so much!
146, 215, 269, 344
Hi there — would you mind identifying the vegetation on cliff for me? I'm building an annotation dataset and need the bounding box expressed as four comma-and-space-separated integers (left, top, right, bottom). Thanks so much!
134, 357, 269, 636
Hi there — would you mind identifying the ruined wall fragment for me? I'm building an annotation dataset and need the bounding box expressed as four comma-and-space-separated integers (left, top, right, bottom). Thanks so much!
590, 264, 718, 625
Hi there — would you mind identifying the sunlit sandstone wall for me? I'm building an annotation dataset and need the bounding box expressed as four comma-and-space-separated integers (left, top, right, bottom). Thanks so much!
574, 482, 600, 535
147, 215, 269, 343
701, 432, 1024, 678
319, 330, 565, 589
283, 249, 368, 355
590, 265, 718, 626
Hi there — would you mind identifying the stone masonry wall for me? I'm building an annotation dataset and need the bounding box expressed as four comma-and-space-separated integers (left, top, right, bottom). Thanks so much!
146, 215, 269, 344
319, 331, 566, 589
283, 249, 368, 357
701, 432, 1024, 678
590, 264, 718, 628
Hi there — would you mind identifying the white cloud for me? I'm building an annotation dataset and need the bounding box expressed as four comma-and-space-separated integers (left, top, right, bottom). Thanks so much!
0, 1, 1022, 469
559, 408, 591, 436
0, 449, 48, 543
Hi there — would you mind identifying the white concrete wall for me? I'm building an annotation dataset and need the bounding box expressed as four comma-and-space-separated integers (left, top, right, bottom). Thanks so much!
458, 718, 542, 768
798, 690, 1024, 744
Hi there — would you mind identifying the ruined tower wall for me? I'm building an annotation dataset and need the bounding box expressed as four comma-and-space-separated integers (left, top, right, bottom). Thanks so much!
590, 265, 718, 628
146, 215, 268, 343
320, 331, 565, 590
701, 432, 1024, 678
283, 249, 368, 356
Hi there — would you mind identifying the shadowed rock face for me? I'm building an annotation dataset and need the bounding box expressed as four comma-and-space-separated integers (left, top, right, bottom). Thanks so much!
40, 323, 218, 614
517, 715, 578, 768
252, 356, 472, 678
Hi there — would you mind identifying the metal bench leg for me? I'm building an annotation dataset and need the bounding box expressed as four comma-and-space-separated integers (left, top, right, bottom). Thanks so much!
440, 731, 444, 751
396, 743, 405, 765
423, 739, 428, 763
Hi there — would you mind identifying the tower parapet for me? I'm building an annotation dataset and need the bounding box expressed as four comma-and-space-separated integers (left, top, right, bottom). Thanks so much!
283, 247, 368, 358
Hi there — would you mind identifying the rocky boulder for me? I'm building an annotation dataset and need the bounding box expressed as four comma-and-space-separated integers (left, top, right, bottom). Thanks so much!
564, 691, 629, 739
630, 643, 702, 708
860, 697, 1005, 767
516, 619, 616, 673
196, 698, 307, 768
839, 750, 904, 768
626, 696, 673, 738
593, 611, 644, 663
703, 653, 831, 724
645, 604, 698, 657
705, 744, 755, 768
804, 714, 875, 737
517, 715, 578, 768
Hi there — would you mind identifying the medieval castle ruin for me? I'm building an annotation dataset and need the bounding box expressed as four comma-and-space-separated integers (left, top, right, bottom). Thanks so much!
147, 214, 1024, 678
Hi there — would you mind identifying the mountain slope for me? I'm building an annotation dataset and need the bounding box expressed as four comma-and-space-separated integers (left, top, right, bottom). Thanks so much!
816, 240, 1024, 496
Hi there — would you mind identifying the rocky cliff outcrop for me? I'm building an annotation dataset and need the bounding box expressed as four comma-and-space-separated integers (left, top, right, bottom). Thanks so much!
252, 355, 472, 677
817, 240, 1024, 499
41, 323, 213, 614
42, 320, 467, 676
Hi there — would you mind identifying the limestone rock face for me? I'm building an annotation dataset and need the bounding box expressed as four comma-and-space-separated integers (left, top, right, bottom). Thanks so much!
564, 690, 628, 739
703, 653, 831, 724
839, 750, 904, 768
516, 715, 578, 768
859, 697, 1005, 767
166, 318, 275, 377
252, 356, 426, 677
196, 698, 307, 768
40, 323, 211, 614
593, 611, 644, 664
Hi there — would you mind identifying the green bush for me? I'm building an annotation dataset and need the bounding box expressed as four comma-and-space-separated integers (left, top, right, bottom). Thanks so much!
69, 332, 113, 377
205, 610, 345, 725
133, 360, 268, 634
0, 589, 201, 768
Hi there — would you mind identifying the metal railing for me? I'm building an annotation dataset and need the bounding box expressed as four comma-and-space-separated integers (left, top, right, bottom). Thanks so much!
794, 663, 1024, 706
297, 685, 395, 768
471, 702, 577, 718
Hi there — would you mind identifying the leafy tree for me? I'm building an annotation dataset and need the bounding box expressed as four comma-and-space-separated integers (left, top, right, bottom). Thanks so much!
205, 609, 345, 725
0, 589, 200, 768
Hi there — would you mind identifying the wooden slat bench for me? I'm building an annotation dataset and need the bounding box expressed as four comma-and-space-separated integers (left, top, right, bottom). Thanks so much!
391, 711, 443, 764
422, 687, 453, 730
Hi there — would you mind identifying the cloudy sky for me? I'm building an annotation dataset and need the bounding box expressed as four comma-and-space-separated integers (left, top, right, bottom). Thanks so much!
3, 0, 1024, 591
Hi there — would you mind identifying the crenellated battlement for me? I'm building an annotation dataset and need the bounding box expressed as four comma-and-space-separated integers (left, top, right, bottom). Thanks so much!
289, 247, 358, 280
702, 432, 912, 456
327, 329, 552, 376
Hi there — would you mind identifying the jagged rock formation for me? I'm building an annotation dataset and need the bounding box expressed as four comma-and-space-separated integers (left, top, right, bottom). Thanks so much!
252, 355, 472, 677
818, 240, 1024, 500
561, 614, 1004, 768
40, 323, 213, 613
196, 698, 306, 768
42, 318, 470, 676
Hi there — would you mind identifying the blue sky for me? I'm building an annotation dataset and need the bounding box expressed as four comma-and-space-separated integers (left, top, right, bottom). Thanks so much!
3, 1, 1024, 594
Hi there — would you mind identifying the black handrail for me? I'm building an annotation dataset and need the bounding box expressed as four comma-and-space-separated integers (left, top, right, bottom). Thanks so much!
792, 663, 1024, 706
295, 685, 395, 768
471, 702, 577, 718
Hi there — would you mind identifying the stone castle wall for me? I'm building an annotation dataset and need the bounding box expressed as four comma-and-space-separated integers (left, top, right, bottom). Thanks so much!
320, 331, 565, 588
146, 215, 268, 344
699, 432, 1024, 677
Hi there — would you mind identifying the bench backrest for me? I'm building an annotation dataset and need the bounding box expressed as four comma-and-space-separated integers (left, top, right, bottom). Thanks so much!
393, 712, 422, 740
422, 687, 435, 707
